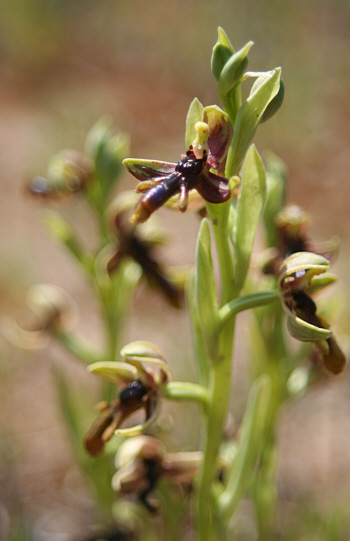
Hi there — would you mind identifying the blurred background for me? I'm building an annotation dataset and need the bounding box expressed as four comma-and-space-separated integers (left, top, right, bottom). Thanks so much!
0, 1, 350, 539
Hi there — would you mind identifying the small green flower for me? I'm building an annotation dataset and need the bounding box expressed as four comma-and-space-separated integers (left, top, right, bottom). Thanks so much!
124, 109, 233, 223
112, 435, 202, 512
1, 284, 77, 350
84, 342, 172, 456
278, 252, 346, 374
26, 150, 93, 201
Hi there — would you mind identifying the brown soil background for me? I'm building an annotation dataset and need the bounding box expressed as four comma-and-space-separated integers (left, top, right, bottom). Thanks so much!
1, 1, 350, 539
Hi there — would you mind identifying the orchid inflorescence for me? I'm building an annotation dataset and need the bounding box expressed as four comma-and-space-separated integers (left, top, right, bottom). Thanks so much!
2, 26, 347, 541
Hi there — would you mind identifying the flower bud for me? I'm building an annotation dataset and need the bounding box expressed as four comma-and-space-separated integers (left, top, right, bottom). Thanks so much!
217, 41, 253, 97
211, 27, 235, 82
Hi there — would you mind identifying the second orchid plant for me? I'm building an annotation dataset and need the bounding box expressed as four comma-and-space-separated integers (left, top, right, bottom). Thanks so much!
4, 27, 346, 541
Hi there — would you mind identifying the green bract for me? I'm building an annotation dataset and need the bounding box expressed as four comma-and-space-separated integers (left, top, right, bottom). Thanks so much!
226, 68, 282, 175
233, 144, 267, 290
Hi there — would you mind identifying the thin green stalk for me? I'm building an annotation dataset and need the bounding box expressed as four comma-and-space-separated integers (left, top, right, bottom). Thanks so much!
56, 330, 110, 365
161, 382, 209, 407
218, 290, 279, 328
197, 326, 235, 541
196, 202, 237, 541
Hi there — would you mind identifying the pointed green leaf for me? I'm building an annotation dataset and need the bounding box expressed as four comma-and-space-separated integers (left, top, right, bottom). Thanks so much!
226, 68, 281, 175
218, 41, 254, 97
185, 98, 204, 149
211, 27, 235, 82
218, 375, 272, 520
187, 272, 210, 387
234, 145, 266, 289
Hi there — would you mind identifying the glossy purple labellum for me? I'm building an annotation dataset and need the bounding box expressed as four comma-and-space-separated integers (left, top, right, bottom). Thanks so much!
124, 148, 231, 223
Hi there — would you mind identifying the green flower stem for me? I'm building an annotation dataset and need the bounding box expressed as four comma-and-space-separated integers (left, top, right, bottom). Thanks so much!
217, 375, 272, 522
221, 84, 242, 129
196, 202, 237, 541
161, 382, 209, 407
218, 290, 279, 328
55, 330, 109, 365
197, 336, 235, 541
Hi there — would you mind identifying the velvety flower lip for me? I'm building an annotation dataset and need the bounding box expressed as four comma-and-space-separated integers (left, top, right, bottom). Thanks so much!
123, 118, 233, 224
278, 252, 346, 374
84, 342, 171, 456
102, 192, 184, 308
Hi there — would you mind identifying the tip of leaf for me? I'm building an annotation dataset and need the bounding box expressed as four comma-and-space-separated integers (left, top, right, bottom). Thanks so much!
216, 27, 234, 52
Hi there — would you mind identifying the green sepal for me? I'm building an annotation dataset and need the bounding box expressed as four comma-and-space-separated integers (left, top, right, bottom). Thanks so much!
278, 252, 330, 288
193, 218, 219, 359
307, 273, 338, 295
233, 145, 266, 290
262, 152, 287, 247
211, 27, 235, 82
185, 98, 204, 149
218, 41, 254, 97
226, 68, 281, 175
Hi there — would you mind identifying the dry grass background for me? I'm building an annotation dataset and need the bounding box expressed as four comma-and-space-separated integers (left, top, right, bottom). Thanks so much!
0, 1, 350, 539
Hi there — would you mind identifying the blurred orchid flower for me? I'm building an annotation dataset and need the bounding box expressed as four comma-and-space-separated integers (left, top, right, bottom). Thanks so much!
101, 192, 185, 308
278, 252, 346, 374
263, 205, 339, 275
1, 284, 77, 350
112, 435, 203, 512
84, 342, 172, 456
